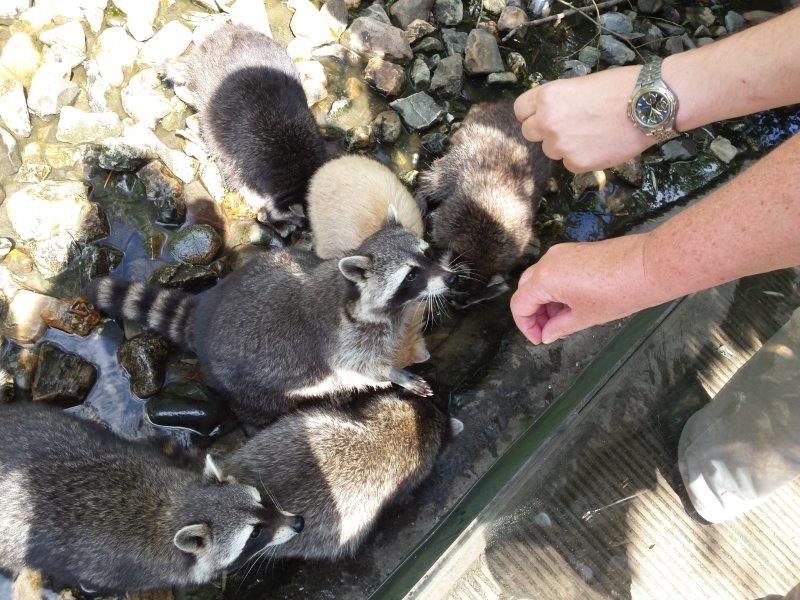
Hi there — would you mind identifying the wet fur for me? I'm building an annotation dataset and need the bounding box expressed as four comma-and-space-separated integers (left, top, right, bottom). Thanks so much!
164, 24, 327, 231
417, 101, 552, 305
224, 392, 448, 560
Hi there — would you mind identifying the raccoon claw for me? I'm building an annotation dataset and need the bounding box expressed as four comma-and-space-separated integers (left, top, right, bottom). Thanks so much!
389, 368, 433, 397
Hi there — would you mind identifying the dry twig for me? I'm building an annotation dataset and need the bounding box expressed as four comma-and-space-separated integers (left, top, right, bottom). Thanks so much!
501, 0, 627, 41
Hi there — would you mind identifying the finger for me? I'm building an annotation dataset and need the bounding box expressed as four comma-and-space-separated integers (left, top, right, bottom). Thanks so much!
540, 306, 582, 344
518, 264, 536, 287
513, 311, 543, 345
545, 302, 565, 318
562, 157, 582, 174
513, 90, 537, 122
521, 116, 544, 143
541, 139, 562, 161
535, 305, 549, 329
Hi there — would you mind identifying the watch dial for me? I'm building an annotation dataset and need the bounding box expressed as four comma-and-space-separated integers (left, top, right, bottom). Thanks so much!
634, 91, 670, 127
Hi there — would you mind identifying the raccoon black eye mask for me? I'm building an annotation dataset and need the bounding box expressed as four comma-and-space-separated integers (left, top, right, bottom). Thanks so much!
87, 221, 459, 427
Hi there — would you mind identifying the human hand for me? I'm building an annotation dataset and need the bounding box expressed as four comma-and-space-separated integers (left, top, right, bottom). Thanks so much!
514, 67, 654, 173
510, 234, 659, 344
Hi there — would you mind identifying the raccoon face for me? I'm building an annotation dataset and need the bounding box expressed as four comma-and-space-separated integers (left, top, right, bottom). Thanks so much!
338, 221, 458, 318
177, 456, 304, 583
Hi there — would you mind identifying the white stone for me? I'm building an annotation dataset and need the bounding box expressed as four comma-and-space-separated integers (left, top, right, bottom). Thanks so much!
289, 0, 337, 47
140, 20, 193, 65
80, 0, 108, 32
27, 62, 80, 117
230, 0, 272, 37
56, 106, 122, 144
39, 21, 86, 51
17, 5, 54, 32
112, 0, 160, 41
200, 161, 226, 201
0, 0, 30, 19
121, 68, 172, 128
296, 60, 328, 106
321, 0, 348, 37
0, 32, 41, 87
93, 26, 139, 87
287, 37, 315, 61
0, 127, 21, 177
5, 180, 88, 242
122, 122, 198, 182
0, 77, 32, 138
3, 289, 64, 344
84, 59, 113, 111
710, 136, 739, 164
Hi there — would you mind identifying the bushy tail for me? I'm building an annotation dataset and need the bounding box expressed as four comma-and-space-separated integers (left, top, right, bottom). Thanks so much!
86, 277, 197, 350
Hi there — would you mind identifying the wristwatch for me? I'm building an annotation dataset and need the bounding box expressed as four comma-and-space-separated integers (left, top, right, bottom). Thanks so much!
627, 58, 679, 142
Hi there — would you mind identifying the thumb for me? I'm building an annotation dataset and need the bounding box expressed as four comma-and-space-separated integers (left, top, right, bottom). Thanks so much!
540, 306, 582, 344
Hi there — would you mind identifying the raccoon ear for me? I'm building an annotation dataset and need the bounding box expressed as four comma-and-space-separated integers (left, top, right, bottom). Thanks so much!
174, 523, 211, 556
203, 454, 225, 483
338, 255, 372, 283
386, 204, 400, 225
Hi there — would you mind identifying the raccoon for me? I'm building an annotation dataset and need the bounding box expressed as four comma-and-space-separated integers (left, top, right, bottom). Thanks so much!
417, 101, 552, 308
224, 391, 458, 560
0, 403, 304, 592
87, 220, 459, 426
307, 155, 428, 368
163, 23, 327, 236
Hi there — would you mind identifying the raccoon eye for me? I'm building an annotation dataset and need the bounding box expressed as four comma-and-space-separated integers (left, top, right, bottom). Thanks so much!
250, 525, 263, 539
405, 269, 419, 282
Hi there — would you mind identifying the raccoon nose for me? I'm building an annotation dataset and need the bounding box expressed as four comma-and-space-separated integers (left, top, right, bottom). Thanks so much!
290, 515, 305, 533
444, 273, 460, 288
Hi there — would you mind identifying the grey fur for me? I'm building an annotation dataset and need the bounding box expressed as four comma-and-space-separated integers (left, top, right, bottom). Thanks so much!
0, 403, 301, 592
163, 24, 327, 235
86, 222, 457, 426
224, 392, 448, 560
417, 101, 552, 307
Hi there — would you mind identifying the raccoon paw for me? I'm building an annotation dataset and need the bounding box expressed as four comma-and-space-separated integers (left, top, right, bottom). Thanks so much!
389, 367, 433, 397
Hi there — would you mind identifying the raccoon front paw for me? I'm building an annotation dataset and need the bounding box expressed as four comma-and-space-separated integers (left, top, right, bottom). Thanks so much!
256, 207, 306, 238
405, 375, 433, 397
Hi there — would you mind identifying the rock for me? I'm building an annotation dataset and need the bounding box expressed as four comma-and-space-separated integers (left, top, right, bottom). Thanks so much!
390, 92, 443, 130
345, 124, 374, 150
528, 0, 551, 16
121, 68, 172, 128
599, 11, 633, 34
0, 32, 40, 87
343, 17, 413, 63
660, 138, 698, 161
364, 56, 405, 97
433, 0, 463, 26
321, 0, 348, 37
498, 6, 528, 35
405, 19, 436, 43
610, 156, 643, 186
430, 54, 463, 98
743, 10, 777, 24
140, 21, 192, 65
658, 21, 685, 36
41, 297, 102, 337
442, 28, 468, 55
664, 36, 683, 55
476, 20, 500, 39
117, 331, 170, 398
389, 0, 435, 29
122, 122, 197, 183
365, 3, 392, 24
487, 71, 517, 85
168, 224, 222, 264
561, 59, 590, 78
78, 244, 123, 284
506, 51, 527, 80
146, 380, 225, 436
39, 21, 86, 69
578, 45, 599, 68
112, 0, 159, 41
483, 0, 505, 15
297, 60, 328, 106
413, 36, 444, 54
0, 127, 21, 177
642, 24, 663, 51
709, 136, 738, 164
149, 263, 218, 291
410, 57, 431, 89
32, 342, 97, 407
230, 0, 272, 36
0, 237, 12, 260
14, 162, 51, 183
97, 137, 150, 171
685, 6, 715, 27
371, 110, 403, 144
598, 34, 635, 65
93, 26, 139, 87
81, 0, 108, 33
571, 171, 604, 197
137, 160, 187, 226
3, 290, 63, 344
56, 107, 122, 144
711, 26, 727, 37
464, 29, 504, 75
0, 0, 29, 18
420, 131, 448, 155
724, 11, 745, 33
696, 36, 713, 47
289, 0, 337, 47
425, 53, 441, 70
0, 78, 32, 138
12, 569, 46, 600
636, 0, 661, 15
27, 62, 79, 118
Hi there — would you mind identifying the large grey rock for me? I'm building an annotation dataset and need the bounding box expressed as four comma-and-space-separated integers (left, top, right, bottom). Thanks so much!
389, 92, 444, 130
364, 56, 405, 97
430, 54, 463, 98
366, 3, 392, 24
433, 0, 463, 26
599, 11, 633, 34
0, 77, 31, 137
121, 68, 172, 128
442, 28, 468, 55
598, 34, 635, 65
56, 106, 122, 144
660, 138, 698, 161
27, 62, 79, 118
389, 0, 435, 29
343, 17, 413, 63
140, 20, 192, 65
464, 28, 504, 74
0, 127, 20, 177
138, 160, 187, 226
410, 57, 431, 89
498, 6, 528, 35
168, 224, 222, 265
724, 11, 746, 33
32, 342, 97, 408
117, 332, 169, 398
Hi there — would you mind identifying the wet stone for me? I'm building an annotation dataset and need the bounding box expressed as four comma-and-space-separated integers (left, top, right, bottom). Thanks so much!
372, 110, 403, 144
464, 29, 504, 75
421, 131, 449, 155
117, 331, 170, 398
442, 28, 468, 55
405, 19, 436, 44
430, 54, 463, 98
389, 92, 444, 131
498, 6, 528, 36
660, 138, 698, 161
97, 138, 150, 172
41, 298, 102, 337
78, 244, 123, 284
433, 0, 463, 26
32, 342, 97, 408
137, 160, 187, 226
146, 380, 226, 436
346, 124, 374, 150
709, 136, 738, 164
389, 0, 435, 29
410, 57, 431, 89
3, 290, 64, 344
413, 36, 444, 54
288, 0, 337, 48
168, 224, 222, 265
149, 263, 218, 292
343, 17, 413, 63
364, 57, 405, 97
610, 156, 644, 187
506, 51, 527, 80
487, 71, 518, 85
2, 345, 37, 392
598, 34, 635, 65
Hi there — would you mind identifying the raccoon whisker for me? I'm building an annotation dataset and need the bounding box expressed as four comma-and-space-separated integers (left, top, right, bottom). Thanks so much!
257, 474, 284, 513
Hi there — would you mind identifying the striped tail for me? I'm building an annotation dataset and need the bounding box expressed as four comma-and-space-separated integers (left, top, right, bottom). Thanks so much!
86, 277, 198, 350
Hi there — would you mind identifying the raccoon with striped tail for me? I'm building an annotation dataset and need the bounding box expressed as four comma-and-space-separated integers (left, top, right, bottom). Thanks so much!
307, 155, 429, 369
86, 218, 459, 427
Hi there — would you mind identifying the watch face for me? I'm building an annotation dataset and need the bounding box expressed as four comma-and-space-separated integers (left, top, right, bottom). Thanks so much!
633, 91, 672, 127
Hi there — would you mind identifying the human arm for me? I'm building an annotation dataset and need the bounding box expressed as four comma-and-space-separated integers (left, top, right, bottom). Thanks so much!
513, 7, 800, 172
510, 132, 800, 344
